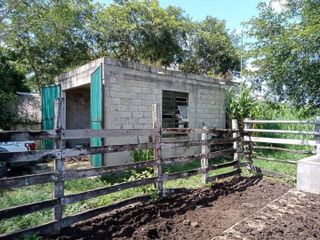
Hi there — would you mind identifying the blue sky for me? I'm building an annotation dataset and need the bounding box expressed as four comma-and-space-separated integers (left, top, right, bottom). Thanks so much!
99, 0, 265, 31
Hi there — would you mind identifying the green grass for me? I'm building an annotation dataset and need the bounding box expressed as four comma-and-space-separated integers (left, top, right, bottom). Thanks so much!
250, 148, 313, 178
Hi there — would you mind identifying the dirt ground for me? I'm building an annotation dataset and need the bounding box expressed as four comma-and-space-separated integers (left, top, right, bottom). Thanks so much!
45, 176, 295, 240
214, 189, 320, 240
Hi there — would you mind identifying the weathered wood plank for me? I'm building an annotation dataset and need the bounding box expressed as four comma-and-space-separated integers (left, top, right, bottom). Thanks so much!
244, 128, 320, 136
162, 137, 239, 148
62, 177, 157, 205
0, 149, 59, 163
53, 98, 65, 227
0, 172, 58, 190
63, 160, 157, 180
0, 199, 58, 221
232, 119, 240, 171
0, 130, 58, 141
62, 142, 156, 159
253, 146, 315, 154
201, 124, 208, 183
0, 221, 59, 240
162, 128, 235, 134
0, 143, 156, 163
152, 103, 163, 197
259, 168, 294, 180
163, 169, 200, 181
60, 195, 150, 229
162, 153, 205, 165
62, 129, 155, 140
207, 160, 239, 171
244, 136, 316, 146
254, 156, 297, 164
208, 148, 235, 159
243, 119, 316, 124
207, 169, 241, 182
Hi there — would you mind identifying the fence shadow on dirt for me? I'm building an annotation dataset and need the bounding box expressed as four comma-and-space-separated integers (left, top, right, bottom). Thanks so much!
44, 176, 263, 240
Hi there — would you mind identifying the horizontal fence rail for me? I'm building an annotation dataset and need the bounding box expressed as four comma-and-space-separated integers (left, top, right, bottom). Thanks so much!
244, 128, 320, 136
243, 119, 317, 124
243, 118, 320, 179
0, 121, 241, 238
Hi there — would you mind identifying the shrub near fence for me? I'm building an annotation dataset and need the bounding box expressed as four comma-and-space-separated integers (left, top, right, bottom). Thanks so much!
0, 103, 241, 239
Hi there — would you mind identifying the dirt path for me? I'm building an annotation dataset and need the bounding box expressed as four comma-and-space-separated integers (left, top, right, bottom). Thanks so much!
213, 189, 320, 240
45, 176, 290, 240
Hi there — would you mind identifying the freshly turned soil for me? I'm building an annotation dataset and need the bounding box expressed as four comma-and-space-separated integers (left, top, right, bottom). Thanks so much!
45, 176, 292, 240
214, 189, 320, 240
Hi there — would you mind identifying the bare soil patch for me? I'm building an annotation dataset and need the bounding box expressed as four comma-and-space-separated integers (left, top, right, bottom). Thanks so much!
214, 189, 320, 240
45, 176, 290, 240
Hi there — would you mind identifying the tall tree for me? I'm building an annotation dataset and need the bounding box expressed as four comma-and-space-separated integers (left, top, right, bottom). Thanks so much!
1, 0, 95, 90
246, 0, 320, 107
179, 16, 240, 77
92, 0, 188, 66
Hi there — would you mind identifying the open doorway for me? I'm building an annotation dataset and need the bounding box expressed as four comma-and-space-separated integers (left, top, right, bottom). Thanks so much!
65, 84, 90, 148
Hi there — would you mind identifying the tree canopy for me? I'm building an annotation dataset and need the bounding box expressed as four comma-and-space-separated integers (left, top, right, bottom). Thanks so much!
246, 0, 320, 108
0, 48, 29, 129
1, 0, 240, 90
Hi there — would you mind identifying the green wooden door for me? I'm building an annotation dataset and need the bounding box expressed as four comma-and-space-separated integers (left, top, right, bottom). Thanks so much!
90, 65, 103, 167
41, 85, 61, 149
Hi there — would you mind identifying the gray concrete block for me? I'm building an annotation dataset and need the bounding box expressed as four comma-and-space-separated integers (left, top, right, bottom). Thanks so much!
297, 155, 320, 194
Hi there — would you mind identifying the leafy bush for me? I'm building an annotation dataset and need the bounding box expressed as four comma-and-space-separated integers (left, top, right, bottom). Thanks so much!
226, 83, 256, 130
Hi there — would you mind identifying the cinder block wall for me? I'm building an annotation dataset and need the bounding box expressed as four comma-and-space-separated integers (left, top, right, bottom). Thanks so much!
104, 58, 227, 130
103, 58, 231, 166
65, 87, 90, 148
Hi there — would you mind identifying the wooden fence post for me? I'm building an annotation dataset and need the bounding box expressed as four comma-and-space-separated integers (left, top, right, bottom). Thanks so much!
315, 117, 320, 155
53, 98, 65, 232
201, 123, 208, 184
244, 118, 253, 171
232, 119, 241, 172
152, 104, 163, 197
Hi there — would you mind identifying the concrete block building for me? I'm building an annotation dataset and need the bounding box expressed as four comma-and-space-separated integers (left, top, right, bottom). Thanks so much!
43, 57, 234, 166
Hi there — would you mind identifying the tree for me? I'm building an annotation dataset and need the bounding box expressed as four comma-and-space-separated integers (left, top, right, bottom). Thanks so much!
246, 0, 320, 108
92, 0, 188, 67
0, 48, 29, 130
1, 0, 95, 90
179, 16, 240, 77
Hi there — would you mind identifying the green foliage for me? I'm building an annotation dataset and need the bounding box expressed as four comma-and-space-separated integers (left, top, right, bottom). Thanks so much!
226, 83, 256, 129
93, 0, 187, 67
2, 0, 95, 89
246, 0, 320, 108
130, 149, 153, 162
0, 48, 29, 129
1, 0, 240, 90
180, 16, 240, 76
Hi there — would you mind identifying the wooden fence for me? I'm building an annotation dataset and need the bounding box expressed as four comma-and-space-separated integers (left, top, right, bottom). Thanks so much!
242, 118, 320, 179
0, 103, 241, 239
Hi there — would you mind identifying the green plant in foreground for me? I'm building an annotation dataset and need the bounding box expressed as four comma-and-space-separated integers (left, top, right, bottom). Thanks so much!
130, 149, 153, 162
226, 83, 256, 130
